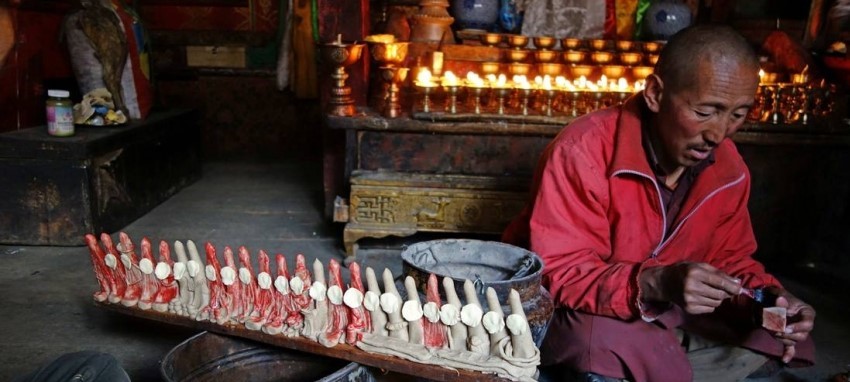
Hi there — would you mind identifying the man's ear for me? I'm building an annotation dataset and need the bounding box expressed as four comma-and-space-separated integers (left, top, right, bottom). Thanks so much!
643, 74, 663, 113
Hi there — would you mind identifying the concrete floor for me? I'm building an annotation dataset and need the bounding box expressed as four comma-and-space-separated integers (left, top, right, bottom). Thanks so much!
0, 162, 848, 381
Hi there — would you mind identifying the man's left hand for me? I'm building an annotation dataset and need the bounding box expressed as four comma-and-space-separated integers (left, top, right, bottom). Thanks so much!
765, 286, 816, 363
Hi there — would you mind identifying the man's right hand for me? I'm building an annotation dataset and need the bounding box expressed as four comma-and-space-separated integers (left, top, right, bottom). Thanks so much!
640, 262, 742, 315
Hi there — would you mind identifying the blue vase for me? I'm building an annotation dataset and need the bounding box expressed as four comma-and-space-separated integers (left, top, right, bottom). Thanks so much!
499, 0, 522, 33
643, 0, 692, 40
452, 0, 500, 31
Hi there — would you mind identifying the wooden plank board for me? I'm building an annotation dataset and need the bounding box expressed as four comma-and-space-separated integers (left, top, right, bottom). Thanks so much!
95, 301, 511, 381
324, 110, 565, 137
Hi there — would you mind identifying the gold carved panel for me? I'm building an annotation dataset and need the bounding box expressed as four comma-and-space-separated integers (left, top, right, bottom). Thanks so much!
349, 184, 527, 234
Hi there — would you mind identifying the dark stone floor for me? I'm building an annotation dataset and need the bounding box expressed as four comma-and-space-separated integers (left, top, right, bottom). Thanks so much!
0, 162, 847, 381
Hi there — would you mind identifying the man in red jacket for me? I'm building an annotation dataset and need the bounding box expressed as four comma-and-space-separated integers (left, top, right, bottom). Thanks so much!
503, 25, 815, 381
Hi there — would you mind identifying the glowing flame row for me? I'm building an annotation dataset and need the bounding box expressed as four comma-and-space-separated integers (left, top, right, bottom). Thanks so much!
416, 68, 645, 92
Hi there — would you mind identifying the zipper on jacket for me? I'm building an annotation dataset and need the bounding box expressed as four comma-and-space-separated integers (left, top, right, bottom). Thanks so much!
611, 170, 746, 258
653, 172, 746, 255
611, 169, 668, 256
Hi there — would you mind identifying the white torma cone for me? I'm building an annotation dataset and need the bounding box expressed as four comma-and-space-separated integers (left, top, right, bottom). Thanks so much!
303, 258, 329, 341
365, 267, 389, 336
172, 240, 192, 315
483, 287, 509, 353
462, 279, 491, 355
506, 289, 536, 359
402, 276, 425, 345
440, 277, 468, 350
186, 240, 209, 318
381, 268, 409, 341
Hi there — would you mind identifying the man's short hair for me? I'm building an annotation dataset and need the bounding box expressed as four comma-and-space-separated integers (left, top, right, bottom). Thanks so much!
654, 25, 759, 92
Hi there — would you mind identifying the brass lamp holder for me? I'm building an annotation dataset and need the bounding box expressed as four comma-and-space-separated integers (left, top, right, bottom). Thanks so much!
319, 37, 365, 117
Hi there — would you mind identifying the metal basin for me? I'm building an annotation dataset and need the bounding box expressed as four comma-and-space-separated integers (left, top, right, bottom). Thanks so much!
161, 331, 374, 382
401, 239, 553, 346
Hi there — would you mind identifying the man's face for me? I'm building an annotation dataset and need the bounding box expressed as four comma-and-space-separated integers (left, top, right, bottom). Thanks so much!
650, 60, 758, 170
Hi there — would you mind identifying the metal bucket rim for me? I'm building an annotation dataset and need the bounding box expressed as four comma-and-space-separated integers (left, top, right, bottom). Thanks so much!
400, 238, 543, 286
160, 331, 366, 382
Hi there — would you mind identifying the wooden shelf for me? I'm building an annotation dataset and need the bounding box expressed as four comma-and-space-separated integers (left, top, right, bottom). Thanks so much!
328, 108, 850, 145
327, 109, 564, 136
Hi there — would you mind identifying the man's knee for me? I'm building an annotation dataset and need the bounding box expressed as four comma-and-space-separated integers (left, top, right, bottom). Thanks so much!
541, 308, 691, 381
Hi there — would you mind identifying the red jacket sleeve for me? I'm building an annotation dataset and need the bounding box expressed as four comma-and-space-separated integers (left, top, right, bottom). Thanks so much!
529, 138, 644, 320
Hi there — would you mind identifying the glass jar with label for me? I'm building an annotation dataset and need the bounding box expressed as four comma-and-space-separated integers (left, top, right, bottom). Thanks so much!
46, 89, 74, 137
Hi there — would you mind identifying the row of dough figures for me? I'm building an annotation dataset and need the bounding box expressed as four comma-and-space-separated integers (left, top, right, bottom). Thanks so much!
84, 232, 541, 381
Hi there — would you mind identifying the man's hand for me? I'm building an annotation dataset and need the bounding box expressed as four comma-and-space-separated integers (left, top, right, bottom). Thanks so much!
766, 286, 816, 363
640, 262, 742, 315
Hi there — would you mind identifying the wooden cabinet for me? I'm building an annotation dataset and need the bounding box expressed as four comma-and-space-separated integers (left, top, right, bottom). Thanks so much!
328, 110, 558, 260
0, 109, 201, 245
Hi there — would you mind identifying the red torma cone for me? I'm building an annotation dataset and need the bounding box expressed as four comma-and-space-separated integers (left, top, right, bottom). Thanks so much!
152, 240, 179, 311
118, 232, 143, 307
287, 254, 312, 329
322, 258, 348, 345
99, 233, 127, 302
423, 274, 448, 349
83, 234, 112, 302
222, 246, 243, 321
345, 262, 370, 344
247, 250, 275, 331
137, 237, 161, 310
263, 253, 293, 334
237, 246, 258, 322
201, 242, 227, 324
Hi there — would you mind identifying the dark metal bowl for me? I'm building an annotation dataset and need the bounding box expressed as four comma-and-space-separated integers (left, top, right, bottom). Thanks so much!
161, 331, 373, 382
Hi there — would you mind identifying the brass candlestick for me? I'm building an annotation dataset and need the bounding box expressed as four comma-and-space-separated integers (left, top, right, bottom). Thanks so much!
748, 86, 766, 122
616, 91, 628, 105
381, 66, 409, 118
369, 41, 409, 67
470, 86, 485, 114
761, 84, 785, 124
593, 90, 604, 111
369, 42, 410, 116
481, 33, 503, 47
815, 82, 836, 117
570, 90, 581, 117
319, 37, 365, 117
444, 85, 460, 114
495, 87, 511, 115
543, 89, 556, 116
418, 85, 436, 113
520, 88, 532, 115
786, 84, 813, 125
507, 35, 529, 50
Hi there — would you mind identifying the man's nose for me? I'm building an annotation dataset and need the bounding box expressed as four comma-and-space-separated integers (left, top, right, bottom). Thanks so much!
703, 118, 734, 147
703, 125, 723, 147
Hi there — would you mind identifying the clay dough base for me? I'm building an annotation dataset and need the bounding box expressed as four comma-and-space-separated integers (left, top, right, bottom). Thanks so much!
357, 333, 539, 381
